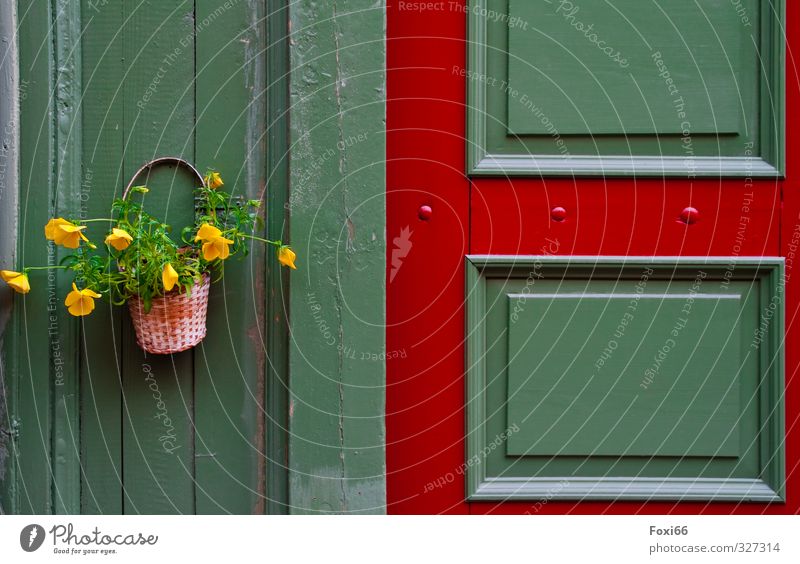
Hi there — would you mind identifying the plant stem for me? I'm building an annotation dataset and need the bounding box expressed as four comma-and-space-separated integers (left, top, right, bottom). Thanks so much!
240, 233, 281, 246
80, 218, 115, 223
24, 265, 68, 271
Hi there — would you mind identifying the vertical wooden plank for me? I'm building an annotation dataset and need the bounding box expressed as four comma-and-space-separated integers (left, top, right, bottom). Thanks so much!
0, 0, 20, 515
288, 0, 386, 513
121, 0, 196, 514
193, 0, 266, 514
265, 0, 290, 515
15, 0, 55, 515
79, 0, 124, 515
52, 0, 83, 516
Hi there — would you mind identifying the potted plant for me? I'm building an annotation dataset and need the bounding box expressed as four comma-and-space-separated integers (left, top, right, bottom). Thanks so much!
1, 157, 296, 354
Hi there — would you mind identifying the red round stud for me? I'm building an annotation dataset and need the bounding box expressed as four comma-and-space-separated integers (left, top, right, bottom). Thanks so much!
679, 206, 700, 225
550, 206, 567, 222
418, 205, 433, 221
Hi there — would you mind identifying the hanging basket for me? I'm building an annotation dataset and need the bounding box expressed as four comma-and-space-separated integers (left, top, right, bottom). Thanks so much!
122, 156, 209, 355
128, 273, 211, 354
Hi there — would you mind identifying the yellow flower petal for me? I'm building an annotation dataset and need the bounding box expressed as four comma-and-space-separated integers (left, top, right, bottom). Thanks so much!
45, 218, 71, 240
277, 246, 297, 270
1, 270, 22, 282
162, 263, 179, 292
206, 171, 224, 190
4, 272, 31, 294
105, 228, 133, 251
195, 223, 222, 242
49, 220, 89, 249
64, 283, 100, 316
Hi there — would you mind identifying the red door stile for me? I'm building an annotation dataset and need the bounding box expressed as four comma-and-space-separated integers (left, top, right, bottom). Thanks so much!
386, 0, 471, 513
387, 0, 800, 515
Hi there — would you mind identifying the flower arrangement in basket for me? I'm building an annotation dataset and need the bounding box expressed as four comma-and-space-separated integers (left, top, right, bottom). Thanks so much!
1, 157, 296, 354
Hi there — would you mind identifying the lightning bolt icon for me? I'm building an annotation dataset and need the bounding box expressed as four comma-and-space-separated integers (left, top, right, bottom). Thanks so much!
28, 526, 39, 548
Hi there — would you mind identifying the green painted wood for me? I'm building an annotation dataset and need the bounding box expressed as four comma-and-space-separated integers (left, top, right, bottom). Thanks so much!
52, 0, 83, 516
507, 0, 748, 135
15, 0, 56, 514
506, 289, 741, 457
120, 0, 196, 515
466, 0, 785, 176
79, 0, 125, 515
288, 0, 386, 514
194, 0, 267, 514
465, 256, 785, 502
0, 0, 20, 515
265, 0, 290, 515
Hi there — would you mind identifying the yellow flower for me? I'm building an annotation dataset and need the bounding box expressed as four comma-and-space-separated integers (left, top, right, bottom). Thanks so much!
105, 228, 133, 251
45, 217, 89, 249
195, 223, 233, 261
206, 171, 224, 190
162, 263, 179, 292
277, 246, 297, 269
64, 283, 101, 317
194, 223, 222, 242
1, 270, 31, 294
202, 236, 234, 261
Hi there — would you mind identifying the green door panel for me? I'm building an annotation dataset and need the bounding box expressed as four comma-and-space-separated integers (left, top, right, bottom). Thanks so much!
507, 0, 748, 135
467, 0, 785, 176
506, 291, 741, 457
466, 257, 784, 502
75, 0, 267, 514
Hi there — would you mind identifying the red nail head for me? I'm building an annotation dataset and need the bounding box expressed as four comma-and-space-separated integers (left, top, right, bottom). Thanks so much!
551, 206, 567, 222
679, 207, 699, 225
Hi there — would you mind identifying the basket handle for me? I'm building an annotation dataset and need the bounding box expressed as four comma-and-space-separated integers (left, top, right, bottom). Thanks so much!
122, 156, 206, 200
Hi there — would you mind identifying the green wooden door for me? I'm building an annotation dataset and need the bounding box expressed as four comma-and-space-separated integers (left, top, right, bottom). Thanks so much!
10, 0, 278, 514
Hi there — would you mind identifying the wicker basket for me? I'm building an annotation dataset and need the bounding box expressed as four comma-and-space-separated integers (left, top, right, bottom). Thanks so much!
128, 273, 211, 354
123, 156, 211, 354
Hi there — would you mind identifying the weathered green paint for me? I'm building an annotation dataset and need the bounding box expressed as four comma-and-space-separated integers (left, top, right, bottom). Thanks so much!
119, 0, 197, 515
467, 0, 785, 176
466, 256, 784, 502
52, 0, 83, 516
0, 0, 20, 516
79, 0, 124, 515
288, 0, 387, 513
15, 0, 57, 514
194, 0, 267, 514
265, 0, 290, 515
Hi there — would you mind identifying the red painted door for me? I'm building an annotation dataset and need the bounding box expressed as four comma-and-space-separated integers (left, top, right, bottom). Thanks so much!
387, 1, 799, 514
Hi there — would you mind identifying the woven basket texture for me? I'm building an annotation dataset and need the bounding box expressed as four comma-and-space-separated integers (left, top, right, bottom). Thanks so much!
128, 273, 210, 354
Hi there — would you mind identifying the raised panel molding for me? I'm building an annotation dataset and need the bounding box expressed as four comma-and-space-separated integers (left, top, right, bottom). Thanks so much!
465, 256, 785, 502
466, 0, 785, 177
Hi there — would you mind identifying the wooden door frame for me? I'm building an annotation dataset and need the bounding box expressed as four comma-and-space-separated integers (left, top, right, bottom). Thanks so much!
0, 0, 387, 515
